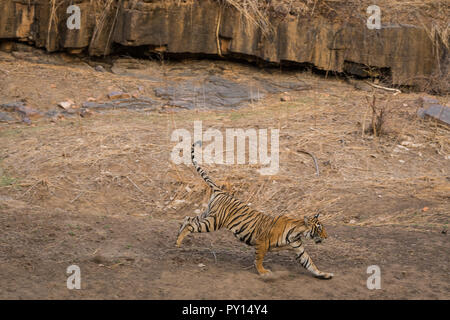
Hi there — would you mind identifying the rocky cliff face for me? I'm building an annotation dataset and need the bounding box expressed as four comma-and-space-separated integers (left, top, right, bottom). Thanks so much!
0, 0, 448, 91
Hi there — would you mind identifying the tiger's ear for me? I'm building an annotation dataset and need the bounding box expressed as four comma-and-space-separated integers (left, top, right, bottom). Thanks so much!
314, 213, 320, 219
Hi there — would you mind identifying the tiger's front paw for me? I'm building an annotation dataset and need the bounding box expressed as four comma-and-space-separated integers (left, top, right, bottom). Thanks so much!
257, 268, 272, 276
315, 272, 333, 280
175, 217, 192, 247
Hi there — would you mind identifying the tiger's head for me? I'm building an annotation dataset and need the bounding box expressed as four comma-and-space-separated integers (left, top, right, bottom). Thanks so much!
304, 213, 328, 244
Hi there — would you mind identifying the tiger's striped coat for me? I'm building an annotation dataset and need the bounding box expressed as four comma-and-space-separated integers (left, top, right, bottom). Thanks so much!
176, 141, 333, 279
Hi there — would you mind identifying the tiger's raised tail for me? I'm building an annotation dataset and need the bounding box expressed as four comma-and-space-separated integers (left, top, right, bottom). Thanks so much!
191, 141, 221, 192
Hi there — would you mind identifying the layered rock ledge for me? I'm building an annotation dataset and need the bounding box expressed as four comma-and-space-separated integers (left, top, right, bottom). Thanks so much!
0, 0, 448, 92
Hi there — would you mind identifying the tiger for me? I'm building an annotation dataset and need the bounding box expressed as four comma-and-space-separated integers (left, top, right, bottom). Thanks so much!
176, 141, 333, 279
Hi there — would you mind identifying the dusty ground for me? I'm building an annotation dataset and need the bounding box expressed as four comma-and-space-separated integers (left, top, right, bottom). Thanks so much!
0, 47, 449, 299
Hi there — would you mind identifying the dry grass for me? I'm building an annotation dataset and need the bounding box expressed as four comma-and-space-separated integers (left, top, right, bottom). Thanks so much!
47, 0, 64, 49
89, 0, 119, 55
223, 0, 275, 37
221, 0, 449, 23
363, 94, 392, 137
47, 0, 119, 54
0, 61, 448, 232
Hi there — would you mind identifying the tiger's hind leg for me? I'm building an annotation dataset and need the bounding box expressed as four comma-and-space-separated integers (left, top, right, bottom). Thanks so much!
176, 214, 218, 247
290, 240, 333, 279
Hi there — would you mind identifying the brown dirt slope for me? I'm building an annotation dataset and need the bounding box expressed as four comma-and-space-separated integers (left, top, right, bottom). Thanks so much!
0, 50, 449, 299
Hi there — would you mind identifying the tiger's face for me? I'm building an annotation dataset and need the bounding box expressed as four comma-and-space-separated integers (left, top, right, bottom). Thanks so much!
304, 213, 328, 244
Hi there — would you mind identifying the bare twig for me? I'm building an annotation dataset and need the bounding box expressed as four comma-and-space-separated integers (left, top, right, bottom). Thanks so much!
296, 150, 320, 177
20, 180, 41, 198
364, 81, 401, 95
286, 149, 320, 176
125, 175, 145, 194
70, 191, 85, 203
